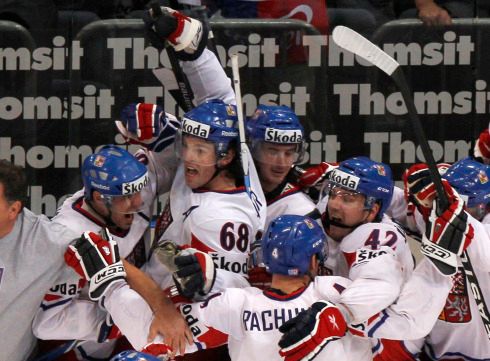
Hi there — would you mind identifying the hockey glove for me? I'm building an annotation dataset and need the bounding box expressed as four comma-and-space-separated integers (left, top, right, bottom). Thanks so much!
64, 228, 126, 301
474, 128, 490, 163
116, 103, 178, 152
143, 5, 208, 61
421, 191, 474, 276
403, 163, 451, 220
296, 162, 338, 189
154, 241, 216, 300
278, 301, 347, 361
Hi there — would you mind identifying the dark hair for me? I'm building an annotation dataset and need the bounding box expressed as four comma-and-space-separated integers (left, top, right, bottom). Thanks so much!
0, 160, 27, 207
220, 140, 244, 186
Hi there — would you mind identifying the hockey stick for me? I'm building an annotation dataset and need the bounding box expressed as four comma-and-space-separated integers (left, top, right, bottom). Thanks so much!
230, 54, 265, 224
231, 54, 251, 198
332, 26, 448, 211
149, 2, 195, 112
332, 25, 490, 340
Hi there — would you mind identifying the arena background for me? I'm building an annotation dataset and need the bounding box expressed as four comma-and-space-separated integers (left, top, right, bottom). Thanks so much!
0, 6, 488, 217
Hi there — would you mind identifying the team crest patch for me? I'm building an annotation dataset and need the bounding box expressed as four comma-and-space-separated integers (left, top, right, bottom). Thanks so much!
94, 155, 106, 167
374, 164, 386, 176
304, 218, 315, 229
226, 105, 236, 116
439, 267, 471, 323
478, 170, 488, 184
155, 200, 173, 241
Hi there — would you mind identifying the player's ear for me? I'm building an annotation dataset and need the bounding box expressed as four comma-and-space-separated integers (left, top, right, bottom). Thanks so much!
309, 255, 319, 276
92, 191, 103, 202
7, 200, 22, 220
217, 148, 235, 168
366, 202, 380, 222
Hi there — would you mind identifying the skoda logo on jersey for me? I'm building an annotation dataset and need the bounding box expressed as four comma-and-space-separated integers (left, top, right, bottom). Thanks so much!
182, 118, 211, 139
328, 169, 360, 191
122, 172, 149, 195
265, 128, 303, 143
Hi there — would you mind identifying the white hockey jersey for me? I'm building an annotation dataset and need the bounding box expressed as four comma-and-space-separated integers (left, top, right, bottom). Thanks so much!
178, 248, 420, 361
145, 164, 264, 289
265, 181, 318, 227
33, 147, 177, 343
396, 215, 490, 361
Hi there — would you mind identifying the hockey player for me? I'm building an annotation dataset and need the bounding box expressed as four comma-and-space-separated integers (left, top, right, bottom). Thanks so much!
245, 104, 318, 224
132, 99, 265, 286
33, 145, 191, 359
0, 160, 85, 361
317, 156, 414, 279
372, 157, 490, 360
309, 156, 415, 358
245, 104, 347, 290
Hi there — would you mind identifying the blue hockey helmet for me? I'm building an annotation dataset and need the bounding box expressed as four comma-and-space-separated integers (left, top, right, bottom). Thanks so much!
262, 215, 327, 276
82, 145, 149, 201
246, 104, 305, 163
110, 351, 160, 361
181, 99, 239, 158
443, 157, 490, 210
325, 156, 394, 220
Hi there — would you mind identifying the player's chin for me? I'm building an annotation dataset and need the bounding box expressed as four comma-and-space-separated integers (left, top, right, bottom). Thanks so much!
327, 221, 350, 241
268, 171, 288, 185
184, 173, 202, 189
117, 213, 134, 230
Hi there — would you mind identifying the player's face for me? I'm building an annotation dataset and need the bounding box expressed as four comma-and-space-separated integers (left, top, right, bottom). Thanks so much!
106, 192, 144, 230
326, 186, 375, 241
0, 183, 21, 238
181, 135, 218, 189
256, 143, 298, 192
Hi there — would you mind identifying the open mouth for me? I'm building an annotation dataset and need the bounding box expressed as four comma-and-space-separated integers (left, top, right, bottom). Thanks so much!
185, 165, 199, 177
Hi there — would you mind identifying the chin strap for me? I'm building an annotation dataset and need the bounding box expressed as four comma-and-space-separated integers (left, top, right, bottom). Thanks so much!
85, 199, 117, 229
321, 208, 371, 233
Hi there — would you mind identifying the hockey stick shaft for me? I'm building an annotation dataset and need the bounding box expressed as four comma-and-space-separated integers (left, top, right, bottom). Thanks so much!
230, 54, 251, 192
150, 2, 194, 112
332, 25, 490, 340
390, 68, 448, 211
